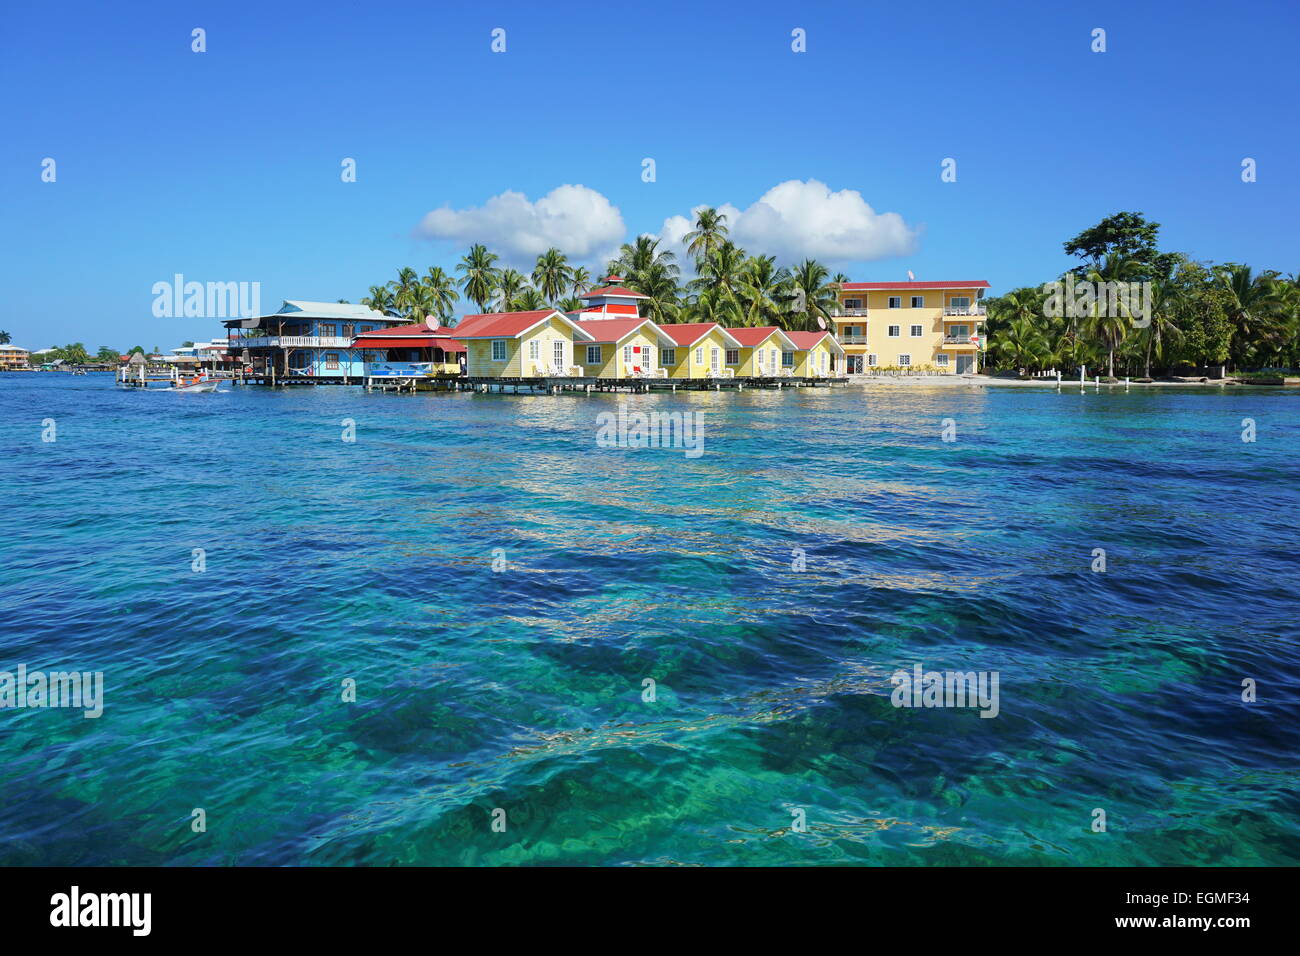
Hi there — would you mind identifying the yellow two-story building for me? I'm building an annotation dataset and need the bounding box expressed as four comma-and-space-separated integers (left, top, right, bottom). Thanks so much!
832, 280, 990, 374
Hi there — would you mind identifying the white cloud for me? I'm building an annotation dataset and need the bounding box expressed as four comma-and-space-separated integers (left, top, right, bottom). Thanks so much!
653, 180, 918, 266
415, 184, 625, 267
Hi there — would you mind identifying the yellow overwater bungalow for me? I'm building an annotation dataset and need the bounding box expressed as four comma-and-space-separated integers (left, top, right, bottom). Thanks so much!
453, 309, 596, 378
787, 330, 846, 378
724, 326, 802, 378
569, 317, 677, 379
656, 323, 745, 379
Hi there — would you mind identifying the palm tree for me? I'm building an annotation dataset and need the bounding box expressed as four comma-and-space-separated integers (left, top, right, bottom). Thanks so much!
558, 296, 584, 313
689, 240, 747, 312
0, 331, 11, 345
62, 343, 90, 365
421, 267, 460, 323
628, 259, 682, 323
362, 285, 395, 314
512, 288, 548, 311
612, 235, 679, 279
457, 244, 502, 313
569, 266, 591, 300
683, 207, 729, 268
736, 255, 790, 327
496, 270, 528, 312
1081, 256, 1141, 378
991, 317, 1051, 373
1215, 263, 1284, 368
532, 248, 572, 306
786, 259, 838, 331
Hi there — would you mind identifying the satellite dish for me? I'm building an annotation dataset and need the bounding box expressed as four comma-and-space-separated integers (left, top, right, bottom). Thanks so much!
816, 315, 827, 330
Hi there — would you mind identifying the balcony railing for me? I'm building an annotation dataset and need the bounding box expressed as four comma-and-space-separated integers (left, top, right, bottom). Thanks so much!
229, 335, 355, 349
943, 336, 979, 346
837, 334, 869, 345
833, 308, 870, 317
943, 307, 987, 317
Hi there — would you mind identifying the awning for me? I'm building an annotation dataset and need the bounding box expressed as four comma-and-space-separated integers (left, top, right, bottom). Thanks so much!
355, 337, 466, 352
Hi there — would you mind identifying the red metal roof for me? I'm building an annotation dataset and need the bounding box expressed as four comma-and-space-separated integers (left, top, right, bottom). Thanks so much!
839, 280, 991, 290
354, 320, 456, 338
658, 323, 726, 347
572, 318, 653, 344
581, 303, 639, 315
725, 326, 785, 347
357, 337, 465, 351
452, 310, 560, 338
580, 285, 649, 300
786, 331, 839, 350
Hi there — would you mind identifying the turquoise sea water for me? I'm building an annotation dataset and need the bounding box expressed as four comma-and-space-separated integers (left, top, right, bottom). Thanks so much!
1, 373, 1297, 866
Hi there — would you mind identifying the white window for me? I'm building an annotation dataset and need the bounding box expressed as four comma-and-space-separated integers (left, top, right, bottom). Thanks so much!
887, 325, 900, 337
867, 353, 878, 367
757, 350, 765, 372
644, 346, 655, 368
821, 353, 828, 372
528, 340, 539, 360
782, 351, 794, 367
936, 353, 950, 367
662, 348, 675, 366
910, 325, 923, 337
898, 354, 912, 367
695, 347, 703, 364
553, 340, 564, 368
711, 347, 720, 370
910, 295, 925, 308
725, 349, 739, 365
586, 345, 601, 365
623, 345, 632, 367
769, 348, 778, 369
888, 296, 902, 309
492, 340, 507, 361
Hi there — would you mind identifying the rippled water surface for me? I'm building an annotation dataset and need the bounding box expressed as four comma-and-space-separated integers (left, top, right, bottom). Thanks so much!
2, 374, 1297, 865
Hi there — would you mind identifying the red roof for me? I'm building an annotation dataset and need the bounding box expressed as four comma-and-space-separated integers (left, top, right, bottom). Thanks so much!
580, 303, 639, 315
658, 323, 726, 347
357, 336, 465, 351
787, 331, 833, 349
580, 285, 649, 300
453, 309, 593, 340
839, 280, 990, 290
725, 326, 785, 347
355, 320, 456, 338
573, 318, 658, 344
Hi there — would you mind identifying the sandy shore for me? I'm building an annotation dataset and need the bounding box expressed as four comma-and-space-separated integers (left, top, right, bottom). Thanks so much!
848, 375, 1273, 388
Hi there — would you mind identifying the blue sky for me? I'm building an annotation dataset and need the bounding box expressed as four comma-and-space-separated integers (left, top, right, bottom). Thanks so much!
1, 0, 1297, 349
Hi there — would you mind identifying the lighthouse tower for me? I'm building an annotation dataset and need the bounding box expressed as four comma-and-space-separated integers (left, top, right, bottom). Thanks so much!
574, 276, 649, 320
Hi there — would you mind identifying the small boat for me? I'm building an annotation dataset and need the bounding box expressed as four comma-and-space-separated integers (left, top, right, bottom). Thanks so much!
172, 378, 221, 393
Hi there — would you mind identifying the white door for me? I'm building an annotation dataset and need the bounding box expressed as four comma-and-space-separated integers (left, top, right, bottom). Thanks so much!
553, 339, 565, 371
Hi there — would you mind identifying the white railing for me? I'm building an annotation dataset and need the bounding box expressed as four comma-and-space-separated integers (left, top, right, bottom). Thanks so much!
943, 307, 986, 317
837, 334, 869, 345
229, 335, 354, 349
943, 336, 978, 345
834, 308, 870, 317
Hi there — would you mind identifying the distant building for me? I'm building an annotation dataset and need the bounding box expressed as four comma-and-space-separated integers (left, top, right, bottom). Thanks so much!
0, 345, 30, 370
223, 300, 406, 382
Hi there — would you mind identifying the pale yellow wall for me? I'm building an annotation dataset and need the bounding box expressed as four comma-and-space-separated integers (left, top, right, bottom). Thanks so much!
734, 332, 791, 377
677, 328, 734, 379
833, 286, 983, 372
794, 341, 835, 376
465, 315, 582, 377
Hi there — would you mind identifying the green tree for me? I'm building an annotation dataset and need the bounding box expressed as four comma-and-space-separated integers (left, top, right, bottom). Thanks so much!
785, 259, 838, 332
362, 285, 395, 314
496, 270, 528, 312
96, 346, 119, 363
1063, 212, 1177, 279
512, 288, 548, 311
532, 248, 572, 306
683, 207, 729, 268
0, 331, 10, 345
457, 244, 501, 313
421, 266, 460, 323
